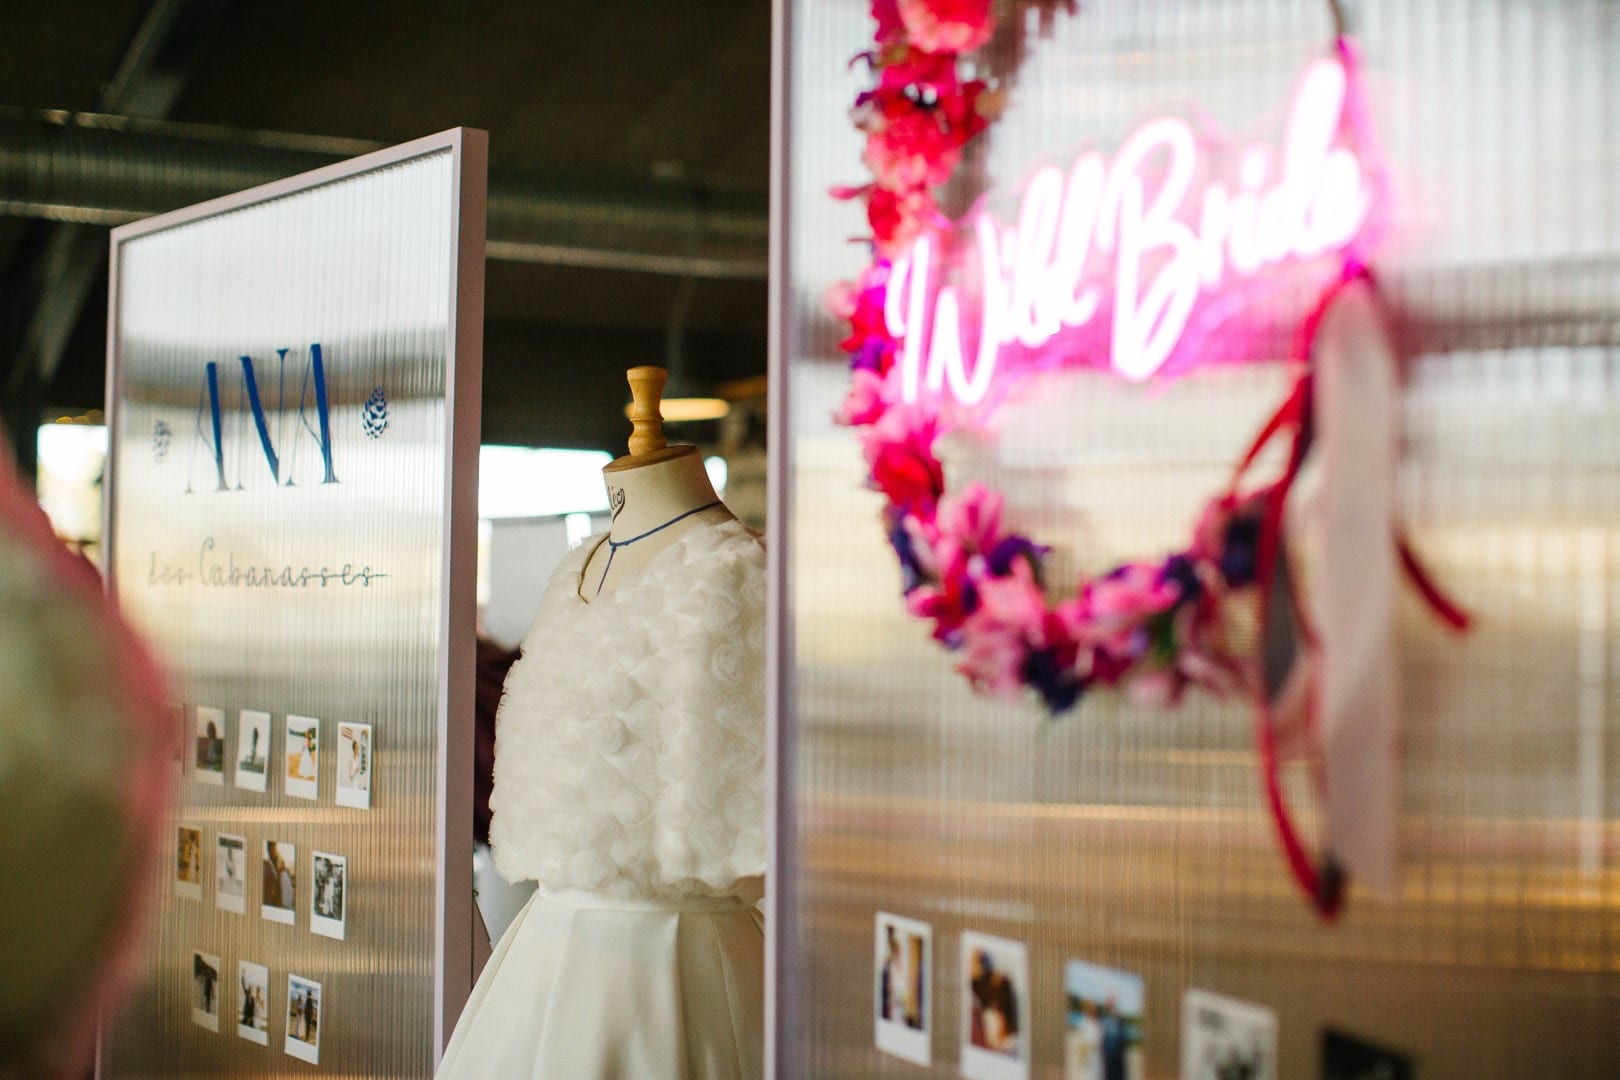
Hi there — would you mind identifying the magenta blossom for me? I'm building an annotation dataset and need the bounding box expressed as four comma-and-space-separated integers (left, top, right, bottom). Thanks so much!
934, 481, 1003, 556
956, 564, 1043, 701
867, 184, 938, 256
861, 407, 944, 514
1079, 563, 1181, 657
836, 368, 892, 427
898, 0, 995, 54
863, 109, 964, 190
906, 538, 980, 643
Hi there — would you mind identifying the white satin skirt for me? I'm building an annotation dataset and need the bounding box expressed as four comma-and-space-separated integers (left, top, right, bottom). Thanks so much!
436, 887, 765, 1080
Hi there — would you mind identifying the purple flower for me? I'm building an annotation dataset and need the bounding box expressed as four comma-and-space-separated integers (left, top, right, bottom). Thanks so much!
986, 534, 1045, 578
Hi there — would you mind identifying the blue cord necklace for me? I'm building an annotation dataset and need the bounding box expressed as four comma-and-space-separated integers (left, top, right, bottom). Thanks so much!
595, 499, 724, 597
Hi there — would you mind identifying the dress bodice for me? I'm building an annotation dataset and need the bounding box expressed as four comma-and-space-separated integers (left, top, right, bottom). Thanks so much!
489, 519, 766, 900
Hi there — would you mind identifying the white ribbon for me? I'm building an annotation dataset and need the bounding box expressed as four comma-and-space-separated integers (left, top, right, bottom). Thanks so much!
1293, 279, 1402, 894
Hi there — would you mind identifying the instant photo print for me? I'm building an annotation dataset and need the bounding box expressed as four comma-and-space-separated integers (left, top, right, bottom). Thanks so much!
215, 833, 248, 914
874, 911, 931, 1066
175, 826, 203, 900
284, 715, 320, 800
191, 951, 222, 1032
235, 709, 271, 792
261, 840, 297, 925
1063, 960, 1144, 1080
311, 851, 348, 941
237, 961, 270, 1045
1182, 989, 1277, 1080
960, 932, 1030, 1080
284, 975, 322, 1064
194, 706, 226, 784
335, 721, 372, 809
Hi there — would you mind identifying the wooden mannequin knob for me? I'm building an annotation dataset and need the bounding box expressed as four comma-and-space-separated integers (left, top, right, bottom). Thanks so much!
626, 366, 668, 456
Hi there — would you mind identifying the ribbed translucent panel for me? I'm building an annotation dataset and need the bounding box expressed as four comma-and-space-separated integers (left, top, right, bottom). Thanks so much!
782, 1, 1619, 1076
105, 149, 458, 1077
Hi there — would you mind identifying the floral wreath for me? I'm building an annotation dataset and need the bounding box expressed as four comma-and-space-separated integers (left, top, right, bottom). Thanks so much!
828, 0, 1469, 915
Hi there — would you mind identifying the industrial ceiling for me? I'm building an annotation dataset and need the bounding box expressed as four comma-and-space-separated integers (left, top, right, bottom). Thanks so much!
0, 0, 771, 462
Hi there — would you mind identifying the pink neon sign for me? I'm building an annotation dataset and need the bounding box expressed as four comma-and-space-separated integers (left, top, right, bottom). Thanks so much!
884, 57, 1378, 402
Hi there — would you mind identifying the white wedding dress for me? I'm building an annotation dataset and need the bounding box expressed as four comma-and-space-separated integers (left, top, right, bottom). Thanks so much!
437, 518, 767, 1080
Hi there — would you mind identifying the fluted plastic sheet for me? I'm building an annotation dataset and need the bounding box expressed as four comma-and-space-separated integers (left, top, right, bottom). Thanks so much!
101, 132, 484, 1077
777, 2, 1619, 1076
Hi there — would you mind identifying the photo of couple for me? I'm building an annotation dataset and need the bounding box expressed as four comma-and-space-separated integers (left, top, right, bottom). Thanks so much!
873, 912, 931, 1065
284, 975, 322, 1064
1064, 961, 1144, 1080
961, 932, 1029, 1080
237, 961, 269, 1045
311, 851, 348, 940
261, 840, 297, 924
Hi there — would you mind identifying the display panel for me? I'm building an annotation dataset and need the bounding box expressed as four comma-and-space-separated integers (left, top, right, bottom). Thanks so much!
775, 1, 1620, 1076
102, 129, 486, 1076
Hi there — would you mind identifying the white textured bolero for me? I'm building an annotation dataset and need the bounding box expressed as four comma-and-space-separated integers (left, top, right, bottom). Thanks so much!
489, 517, 767, 900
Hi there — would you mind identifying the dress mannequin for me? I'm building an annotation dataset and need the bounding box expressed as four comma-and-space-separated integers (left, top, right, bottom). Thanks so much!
437, 365, 765, 1080
580, 366, 736, 601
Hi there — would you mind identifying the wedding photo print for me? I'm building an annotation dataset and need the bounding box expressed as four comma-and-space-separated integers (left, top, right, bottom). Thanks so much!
1064, 960, 1144, 1080
261, 840, 297, 925
175, 825, 203, 900
215, 833, 248, 914
1182, 989, 1278, 1080
237, 961, 270, 1045
194, 705, 226, 784
285, 715, 320, 800
235, 709, 271, 792
191, 951, 221, 1032
335, 721, 372, 809
961, 932, 1030, 1080
310, 851, 347, 940
874, 911, 931, 1066
284, 974, 322, 1064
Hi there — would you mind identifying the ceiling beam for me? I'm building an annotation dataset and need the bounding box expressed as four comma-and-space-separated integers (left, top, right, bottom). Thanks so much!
0, 108, 770, 281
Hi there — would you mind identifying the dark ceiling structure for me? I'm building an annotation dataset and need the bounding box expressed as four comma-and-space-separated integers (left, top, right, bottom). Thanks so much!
0, 0, 771, 466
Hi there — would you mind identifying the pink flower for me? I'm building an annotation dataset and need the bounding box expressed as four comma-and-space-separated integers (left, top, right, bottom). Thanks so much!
955, 561, 1048, 699
867, 185, 937, 256
833, 265, 902, 369
1079, 563, 1180, 656
861, 407, 943, 513
870, 0, 905, 43
835, 368, 891, 427
898, 0, 995, 54
906, 539, 979, 643
864, 109, 963, 189
875, 47, 962, 98
935, 481, 1003, 555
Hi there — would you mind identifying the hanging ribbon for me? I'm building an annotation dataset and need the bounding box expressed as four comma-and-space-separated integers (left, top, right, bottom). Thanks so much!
1232, 263, 1471, 918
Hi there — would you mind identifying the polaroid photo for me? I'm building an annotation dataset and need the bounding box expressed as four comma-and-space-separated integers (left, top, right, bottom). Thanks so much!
234, 709, 271, 792
1322, 1028, 1414, 1080
1063, 960, 1144, 1080
335, 722, 372, 809
215, 833, 248, 914
310, 851, 348, 941
195, 706, 226, 784
175, 826, 204, 900
960, 932, 1030, 1080
236, 961, 270, 1045
874, 911, 931, 1065
284, 974, 322, 1064
261, 840, 297, 925
1182, 989, 1278, 1080
191, 950, 222, 1032
284, 715, 319, 800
